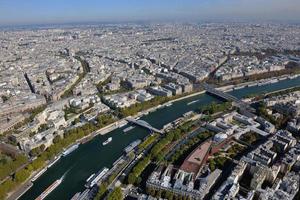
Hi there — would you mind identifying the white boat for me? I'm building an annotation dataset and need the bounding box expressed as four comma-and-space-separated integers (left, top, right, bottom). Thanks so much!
118, 122, 127, 128
35, 177, 63, 200
85, 167, 109, 188
270, 79, 278, 83
47, 156, 61, 169
187, 100, 199, 105
62, 143, 79, 156
279, 77, 286, 81
31, 168, 47, 182
288, 75, 297, 80
123, 126, 134, 133
234, 85, 245, 90
78, 189, 90, 199
86, 173, 95, 183
102, 137, 112, 146
124, 139, 142, 154
258, 82, 265, 86
165, 102, 172, 107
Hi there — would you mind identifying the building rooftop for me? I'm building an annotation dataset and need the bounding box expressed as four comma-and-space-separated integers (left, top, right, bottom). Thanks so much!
180, 140, 212, 176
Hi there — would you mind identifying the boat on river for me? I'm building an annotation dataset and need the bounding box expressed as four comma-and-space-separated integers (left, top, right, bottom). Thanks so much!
123, 126, 134, 133
31, 168, 47, 182
35, 176, 63, 200
62, 143, 80, 156
102, 137, 112, 146
187, 100, 199, 105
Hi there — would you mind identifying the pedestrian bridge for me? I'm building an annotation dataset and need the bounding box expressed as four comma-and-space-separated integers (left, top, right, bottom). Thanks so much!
126, 117, 164, 134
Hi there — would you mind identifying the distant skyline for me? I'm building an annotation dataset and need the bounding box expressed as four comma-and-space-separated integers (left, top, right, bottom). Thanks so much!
1, 0, 300, 26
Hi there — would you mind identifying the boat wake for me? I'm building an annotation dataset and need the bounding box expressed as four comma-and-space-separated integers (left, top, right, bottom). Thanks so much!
187, 100, 199, 105
62, 164, 75, 180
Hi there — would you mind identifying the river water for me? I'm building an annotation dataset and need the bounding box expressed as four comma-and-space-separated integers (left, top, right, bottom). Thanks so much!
19, 76, 300, 200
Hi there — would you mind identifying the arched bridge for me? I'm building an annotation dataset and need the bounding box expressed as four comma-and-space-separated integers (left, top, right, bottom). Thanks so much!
126, 117, 164, 134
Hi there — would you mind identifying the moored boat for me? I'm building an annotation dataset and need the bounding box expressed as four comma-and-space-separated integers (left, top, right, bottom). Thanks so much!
62, 143, 79, 156
85, 167, 109, 188
31, 168, 47, 182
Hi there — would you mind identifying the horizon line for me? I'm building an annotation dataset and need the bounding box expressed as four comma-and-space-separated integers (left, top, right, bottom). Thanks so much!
1, 18, 300, 30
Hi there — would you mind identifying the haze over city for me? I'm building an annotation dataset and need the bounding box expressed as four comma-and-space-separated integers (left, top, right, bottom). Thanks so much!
1, 0, 300, 25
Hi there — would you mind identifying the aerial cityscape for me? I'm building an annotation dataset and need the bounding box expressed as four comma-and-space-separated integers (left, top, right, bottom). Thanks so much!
0, 1, 300, 200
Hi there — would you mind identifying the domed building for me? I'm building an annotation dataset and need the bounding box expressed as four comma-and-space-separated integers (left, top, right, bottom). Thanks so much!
213, 133, 228, 143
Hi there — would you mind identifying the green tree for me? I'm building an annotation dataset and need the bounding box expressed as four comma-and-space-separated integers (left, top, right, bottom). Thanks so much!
29, 147, 42, 157
53, 135, 62, 144
0, 154, 28, 181
14, 169, 30, 183
107, 187, 123, 200
94, 182, 108, 200
127, 172, 136, 185
0, 179, 16, 200
146, 187, 156, 196
209, 159, 216, 171
164, 190, 174, 199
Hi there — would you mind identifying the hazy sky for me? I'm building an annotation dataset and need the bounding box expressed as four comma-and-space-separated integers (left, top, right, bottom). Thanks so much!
0, 0, 300, 25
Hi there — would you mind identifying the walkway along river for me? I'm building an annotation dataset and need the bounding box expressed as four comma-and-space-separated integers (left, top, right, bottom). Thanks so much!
19, 76, 300, 200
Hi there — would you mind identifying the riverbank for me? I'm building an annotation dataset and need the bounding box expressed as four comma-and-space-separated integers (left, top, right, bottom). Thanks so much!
8, 91, 208, 200
7, 180, 33, 200
264, 85, 300, 97
78, 90, 206, 139
17, 75, 300, 200
217, 73, 300, 92
10, 75, 300, 200
130, 90, 205, 118
7, 91, 200, 199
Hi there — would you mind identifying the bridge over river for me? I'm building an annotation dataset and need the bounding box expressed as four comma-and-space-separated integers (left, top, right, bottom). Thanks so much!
126, 117, 164, 134
203, 83, 256, 115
